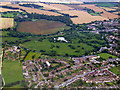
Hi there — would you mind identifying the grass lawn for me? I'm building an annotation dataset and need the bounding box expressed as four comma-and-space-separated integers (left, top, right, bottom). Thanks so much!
24, 51, 41, 61
98, 53, 117, 60
110, 66, 120, 76
2, 59, 24, 87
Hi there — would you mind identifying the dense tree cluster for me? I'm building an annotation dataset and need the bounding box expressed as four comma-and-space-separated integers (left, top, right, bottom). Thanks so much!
1, 6, 19, 9
8, 31, 34, 38
27, 13, 73, 26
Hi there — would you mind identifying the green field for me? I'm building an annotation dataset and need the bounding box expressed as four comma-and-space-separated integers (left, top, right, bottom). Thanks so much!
2, 59, 24, 87
110, 66, 120, 76
96, 3, 118, 7
21, 39, 94, 56
0, 31, 10, 37
1, 11, 27, 18
98, 53, 117, 60
24, 51, 41, 61
2, 37, 21, 43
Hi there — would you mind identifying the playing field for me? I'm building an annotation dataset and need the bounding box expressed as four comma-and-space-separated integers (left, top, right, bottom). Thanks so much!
17, 19, 69, 34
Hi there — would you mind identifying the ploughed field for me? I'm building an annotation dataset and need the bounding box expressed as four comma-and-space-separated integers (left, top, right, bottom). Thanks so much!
17, 19, 68, 34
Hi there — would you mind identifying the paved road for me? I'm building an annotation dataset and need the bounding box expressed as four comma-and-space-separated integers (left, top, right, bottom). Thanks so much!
58, 69, 105, 88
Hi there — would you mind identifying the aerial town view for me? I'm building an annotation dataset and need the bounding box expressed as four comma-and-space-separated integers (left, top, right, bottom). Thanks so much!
0, 0, 120, 89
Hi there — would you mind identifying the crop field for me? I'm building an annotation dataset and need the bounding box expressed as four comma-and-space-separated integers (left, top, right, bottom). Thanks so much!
100, 7, 117, 11
34, 3, 61, 10
0, 18, 14, 29
66, 5, 85, 10
59, 10, 108, 24
17, 19, 69, 34
80, 4, 118, 19
0, 8, 22, 12
112, 12, 119, 15
0, 2, 11, 6
49, 4, 73, 10
7, 4, 62, 16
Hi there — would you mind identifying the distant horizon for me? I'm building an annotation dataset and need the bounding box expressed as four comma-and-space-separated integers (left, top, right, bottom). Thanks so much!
0, 0, 119, 2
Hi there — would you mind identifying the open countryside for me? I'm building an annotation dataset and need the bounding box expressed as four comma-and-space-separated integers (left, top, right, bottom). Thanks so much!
17, 19, 69, 34
80, 4, 118, 19
1, 1, 120, 89
59, 10, 108, 24
7, 4, 62, 16
0, 8, 23, 12
3, 2, 118, 24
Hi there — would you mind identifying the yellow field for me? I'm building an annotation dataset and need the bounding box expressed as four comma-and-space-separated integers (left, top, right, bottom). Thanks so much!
0, 8, 22, 12
100, 7, 116, 11
112, 7, 119, 9
59, 10, 108, 24
80, 4, 118, 19
0, 18, 14, 29
0, 2, 11, 6
7, 4, 62, 16
22, 3, 73, 11
49, 4, 73, 10
113, 12, 119, 15
34, 3, 61, 10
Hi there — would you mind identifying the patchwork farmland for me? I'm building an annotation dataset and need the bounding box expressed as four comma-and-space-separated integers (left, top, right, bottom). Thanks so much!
100, 7, 117, 11
17, 19, 69, 34
7, 4, 62, 16
0, 8, 23, 12
0, 18, 14, 29
80, 4, 118, 19
59, 10, 108, 24
0, 2, 11, 6
1, 2, 119, 24
34, 3, 61, 10
48, 4, 73, 10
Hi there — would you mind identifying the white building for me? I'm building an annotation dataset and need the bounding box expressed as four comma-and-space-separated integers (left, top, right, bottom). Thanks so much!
54, 37, 68, 42
46, 61, 51, 67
